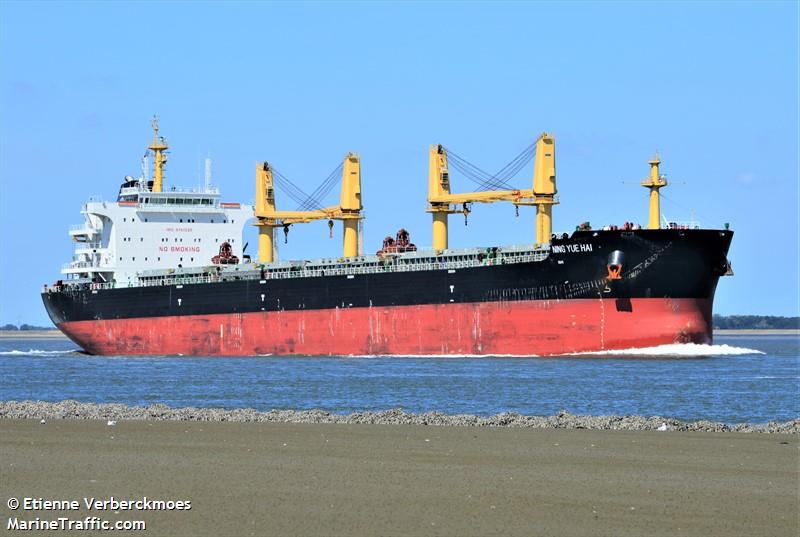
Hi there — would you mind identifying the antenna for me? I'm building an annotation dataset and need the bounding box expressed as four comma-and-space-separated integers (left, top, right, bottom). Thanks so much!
204, 158, 212, 192
141, 152, 150, 183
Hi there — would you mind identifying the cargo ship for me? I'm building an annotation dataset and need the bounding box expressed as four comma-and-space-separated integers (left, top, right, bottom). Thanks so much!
42, 120, 733, 356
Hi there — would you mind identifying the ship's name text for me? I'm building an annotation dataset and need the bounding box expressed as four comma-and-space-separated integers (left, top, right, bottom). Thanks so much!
551, 244, 593, 254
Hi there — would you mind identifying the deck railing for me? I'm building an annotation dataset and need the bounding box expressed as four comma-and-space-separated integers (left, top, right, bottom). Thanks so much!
49, 248, 549, 293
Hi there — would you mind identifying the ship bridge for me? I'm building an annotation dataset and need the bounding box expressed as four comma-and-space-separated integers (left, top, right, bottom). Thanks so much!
61, 119, 252, 287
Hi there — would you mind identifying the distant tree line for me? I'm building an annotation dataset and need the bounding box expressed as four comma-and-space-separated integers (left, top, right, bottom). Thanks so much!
713, 315, 799, 329
0, 323, 57, 331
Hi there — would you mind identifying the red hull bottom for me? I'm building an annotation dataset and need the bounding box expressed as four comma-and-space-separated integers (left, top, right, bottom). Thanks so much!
58, 298, 713, 356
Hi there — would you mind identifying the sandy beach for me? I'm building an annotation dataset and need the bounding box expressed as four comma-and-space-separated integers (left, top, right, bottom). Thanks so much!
1, 419, 797, 537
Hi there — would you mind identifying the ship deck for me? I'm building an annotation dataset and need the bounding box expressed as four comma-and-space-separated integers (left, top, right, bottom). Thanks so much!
47, 243, 551, 293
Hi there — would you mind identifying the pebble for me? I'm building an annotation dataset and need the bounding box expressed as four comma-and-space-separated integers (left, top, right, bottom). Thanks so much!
0, 401, 797, 434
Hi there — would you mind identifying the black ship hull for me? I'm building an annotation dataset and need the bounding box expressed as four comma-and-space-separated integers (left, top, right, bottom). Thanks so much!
42, 229, 733, 356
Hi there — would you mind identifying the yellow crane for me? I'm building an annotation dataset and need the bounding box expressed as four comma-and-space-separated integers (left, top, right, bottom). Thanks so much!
426, 133, 557, 250
254, 153, 363, 263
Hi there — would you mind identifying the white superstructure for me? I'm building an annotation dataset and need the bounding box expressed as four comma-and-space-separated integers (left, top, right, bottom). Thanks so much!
62, 119, 253, 287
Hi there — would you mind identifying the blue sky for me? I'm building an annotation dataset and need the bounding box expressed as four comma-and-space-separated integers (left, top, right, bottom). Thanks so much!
1, 1, 797, 325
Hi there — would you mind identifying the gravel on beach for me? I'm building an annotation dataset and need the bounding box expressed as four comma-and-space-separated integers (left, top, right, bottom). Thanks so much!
2, 399, 797, 433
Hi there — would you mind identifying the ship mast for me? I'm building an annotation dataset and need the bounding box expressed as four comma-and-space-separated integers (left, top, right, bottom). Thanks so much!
149, 116, 169, 192
640, 152, 668, 229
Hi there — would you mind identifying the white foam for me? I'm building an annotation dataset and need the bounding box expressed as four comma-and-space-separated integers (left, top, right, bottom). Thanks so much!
572, 343, 765, 357
0, 349, 80, 356
342, 353, 540, 358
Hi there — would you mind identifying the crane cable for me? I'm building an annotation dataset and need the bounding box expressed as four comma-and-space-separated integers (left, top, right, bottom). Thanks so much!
271, 162, 344, 212
444, 141, 537, 192
447, 151, 512, 190
297, 162, 343, 211
271, 167, 312, 207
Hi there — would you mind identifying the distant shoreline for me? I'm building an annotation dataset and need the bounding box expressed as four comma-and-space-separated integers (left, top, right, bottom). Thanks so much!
714, 329, 799, 336
0, 330, 65, 338
1, 329, 798, 339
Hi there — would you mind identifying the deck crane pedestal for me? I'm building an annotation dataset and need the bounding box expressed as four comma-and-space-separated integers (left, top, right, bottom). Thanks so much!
254, 154, 363, 263
426, 133, 557, 251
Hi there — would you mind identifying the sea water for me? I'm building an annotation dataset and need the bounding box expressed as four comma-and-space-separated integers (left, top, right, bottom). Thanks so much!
0, 335, 797, 424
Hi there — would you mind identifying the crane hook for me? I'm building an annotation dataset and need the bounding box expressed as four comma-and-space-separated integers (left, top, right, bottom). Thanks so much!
462, 203, 470, 226
328, 219, 334, 238
515, 205, 519, 217
283, 224, 290, 244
